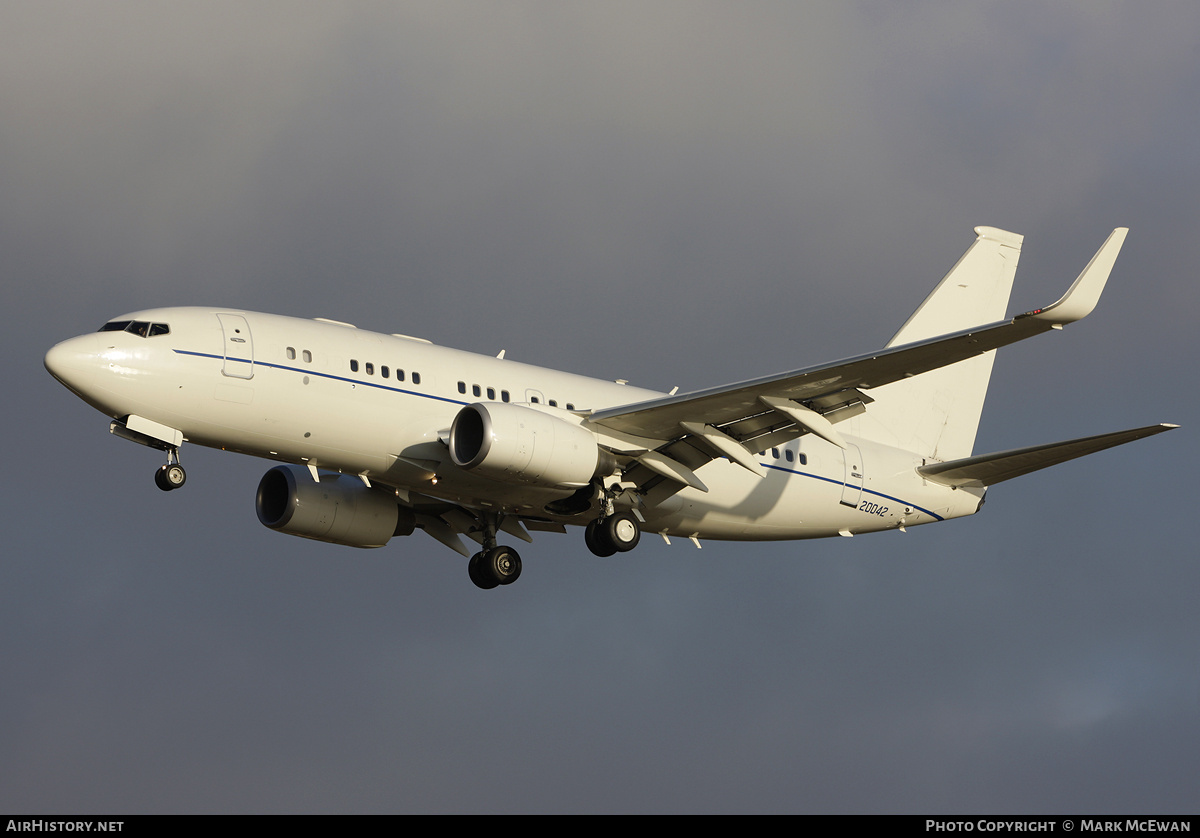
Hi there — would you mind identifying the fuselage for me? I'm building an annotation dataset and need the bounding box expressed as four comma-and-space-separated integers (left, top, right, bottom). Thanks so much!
44, 307, 984, 543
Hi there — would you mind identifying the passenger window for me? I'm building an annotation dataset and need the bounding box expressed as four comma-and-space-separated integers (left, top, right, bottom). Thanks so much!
772, 448, 780, 459
530, 396, 539, 404
382, 366, 390, 379
412, 372, 421, 384
458, 381, 466, 394
350, 360, 359, 372
287, 347, 296, 360
365, 362, 374, 375
799, 453, 807, 466
785, 450, 794, 462
566, 403, 574, 410
549, 400, 558, 407
472, 384, 481, 397
397, 370, 405, 382
487, 387, 495, 400
303, 350, 312, 363
501, 390, 510, 403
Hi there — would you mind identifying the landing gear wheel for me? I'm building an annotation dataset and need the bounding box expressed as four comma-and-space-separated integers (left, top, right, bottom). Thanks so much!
468, 546, 522, 588
603, 511, 641, 553
585, 519, 617, 557
468, 552, 499, 590
155, 463, 186, 491
485, 545, 522, 585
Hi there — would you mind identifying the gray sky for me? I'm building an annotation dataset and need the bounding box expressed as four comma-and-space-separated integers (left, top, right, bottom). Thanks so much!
3, 2, 1197, 813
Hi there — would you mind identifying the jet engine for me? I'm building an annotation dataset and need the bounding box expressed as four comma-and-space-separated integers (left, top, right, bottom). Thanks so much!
255, 465, 415, 548
449, 402, 612, 489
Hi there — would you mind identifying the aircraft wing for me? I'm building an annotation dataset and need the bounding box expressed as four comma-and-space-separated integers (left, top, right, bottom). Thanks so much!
590, 313, 1062, 439
586, 229, 1129, 476
381, 464, 568, 557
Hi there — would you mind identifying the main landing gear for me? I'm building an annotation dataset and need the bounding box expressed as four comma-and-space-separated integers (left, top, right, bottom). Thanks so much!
468, 545, 522, 589
585, 510, 641, 557
153, 448, 186, 492
467, 514, 522, 589
464, 506, 643, 587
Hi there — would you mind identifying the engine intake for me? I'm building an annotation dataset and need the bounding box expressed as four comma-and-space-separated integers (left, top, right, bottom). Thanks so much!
256, 465, 414, 548
449, 402, 610, 489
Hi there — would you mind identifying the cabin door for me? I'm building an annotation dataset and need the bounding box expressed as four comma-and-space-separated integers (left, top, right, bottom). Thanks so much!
840, 444, 864, 507
217, 313, 254, 379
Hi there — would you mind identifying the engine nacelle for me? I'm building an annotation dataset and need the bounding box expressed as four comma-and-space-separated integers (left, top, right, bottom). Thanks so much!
255, 465, 415, 548
449, 402, 609, 489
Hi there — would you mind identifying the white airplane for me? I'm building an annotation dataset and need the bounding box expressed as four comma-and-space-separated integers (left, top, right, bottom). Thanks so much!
45, 227, 1175, 589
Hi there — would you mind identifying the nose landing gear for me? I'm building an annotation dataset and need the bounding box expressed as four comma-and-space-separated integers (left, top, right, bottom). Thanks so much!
154, 449, 186, 491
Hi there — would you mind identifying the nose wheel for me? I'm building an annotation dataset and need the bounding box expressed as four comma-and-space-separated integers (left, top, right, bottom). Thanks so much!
154, 450, 186, 491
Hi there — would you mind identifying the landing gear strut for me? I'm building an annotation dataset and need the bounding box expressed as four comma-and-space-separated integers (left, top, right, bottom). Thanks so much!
467, 514, 522, 589
154, 448, 186, 492
585, 510, 641, 556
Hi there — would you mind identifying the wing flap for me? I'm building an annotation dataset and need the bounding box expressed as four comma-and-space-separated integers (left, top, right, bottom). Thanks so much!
917, 424, 1177, 488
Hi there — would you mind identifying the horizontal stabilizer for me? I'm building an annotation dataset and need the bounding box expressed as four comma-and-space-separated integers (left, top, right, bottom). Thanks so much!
918, 423, 1177, 488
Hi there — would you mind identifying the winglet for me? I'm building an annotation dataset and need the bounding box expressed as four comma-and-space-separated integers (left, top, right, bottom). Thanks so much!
1023, 228, 1128, 325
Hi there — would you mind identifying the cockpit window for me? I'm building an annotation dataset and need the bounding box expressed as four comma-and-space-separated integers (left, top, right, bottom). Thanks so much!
98, 320, 170, 337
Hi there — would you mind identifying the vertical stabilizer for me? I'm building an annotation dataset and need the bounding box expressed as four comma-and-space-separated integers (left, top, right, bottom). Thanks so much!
851, 227, 1023, 460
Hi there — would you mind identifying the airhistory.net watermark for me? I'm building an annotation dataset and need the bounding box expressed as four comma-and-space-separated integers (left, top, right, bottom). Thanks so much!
5, 822, 123, 832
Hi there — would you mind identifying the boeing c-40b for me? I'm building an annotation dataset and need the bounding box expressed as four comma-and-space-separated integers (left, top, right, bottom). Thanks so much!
45, 227, 1176, 589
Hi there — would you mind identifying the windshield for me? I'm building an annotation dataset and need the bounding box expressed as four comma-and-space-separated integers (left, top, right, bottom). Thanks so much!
98, 320, 170, 337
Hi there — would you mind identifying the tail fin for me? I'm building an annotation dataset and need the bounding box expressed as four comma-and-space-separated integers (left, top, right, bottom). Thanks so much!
853, 227, 1024, 460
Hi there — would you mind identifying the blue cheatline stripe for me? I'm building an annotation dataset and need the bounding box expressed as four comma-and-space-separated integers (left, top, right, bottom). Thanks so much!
172, 349, 470, 407
761, 462, 944, 522
176, 348, 945, 521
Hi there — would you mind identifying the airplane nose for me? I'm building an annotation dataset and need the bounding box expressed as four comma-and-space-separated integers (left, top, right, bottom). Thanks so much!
44, 334, 100, 389
44, 341, 70, 381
